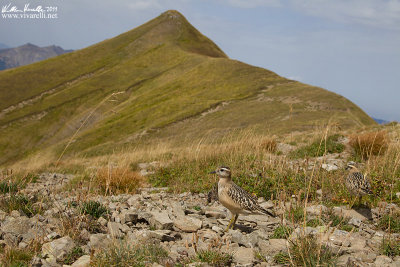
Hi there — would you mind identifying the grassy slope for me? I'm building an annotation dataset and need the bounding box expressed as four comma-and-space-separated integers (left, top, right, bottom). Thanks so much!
0, 10, 375, 165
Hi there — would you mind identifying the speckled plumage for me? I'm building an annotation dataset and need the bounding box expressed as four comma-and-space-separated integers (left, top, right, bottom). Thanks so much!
345, 162, 373, 196
210, 166, 274, 231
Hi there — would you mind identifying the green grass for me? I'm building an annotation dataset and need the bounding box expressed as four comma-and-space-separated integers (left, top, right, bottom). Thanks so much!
271, 225, 293, 239
378, 214, 400, 233
188, 249, 233, 267
381, 238, 400, 257
79, 200, 109, 219
62, 246, 84, 265
0, 181, 19, 194
0, 194, 40, 217
290, 134, 345, 158
90, 242, 168, 267
0, 247, 33, 267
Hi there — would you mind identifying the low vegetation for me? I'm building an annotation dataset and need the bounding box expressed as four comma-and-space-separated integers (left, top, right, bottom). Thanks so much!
290, 134, 344, 158
0, 194, 41, 217
187, 249, 233, 266
79, 200, 109, 219
271, 225, 293, 239
96, 167, 144, 195
378, 213, 400, 233
90, 242, 168, 267
349, 131, 389, 160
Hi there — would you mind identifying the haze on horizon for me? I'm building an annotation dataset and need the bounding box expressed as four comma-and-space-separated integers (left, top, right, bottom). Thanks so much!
1, 0, 399, 122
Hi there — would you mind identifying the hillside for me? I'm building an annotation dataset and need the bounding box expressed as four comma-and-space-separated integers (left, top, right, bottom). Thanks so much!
0, 10, 375, 165
0, 43, 72, 70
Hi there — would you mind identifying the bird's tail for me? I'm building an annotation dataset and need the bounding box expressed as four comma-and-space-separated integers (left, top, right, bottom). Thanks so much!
260, 207, 275, 217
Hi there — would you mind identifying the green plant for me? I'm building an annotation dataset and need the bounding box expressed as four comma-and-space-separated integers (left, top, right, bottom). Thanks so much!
63, 246, 84, 265
0, 181, 19, 194
288, 235, 337, 266
271, 225, 293, 239
274, 252, 290, 264
90, 242, 168, 267
0, 247, 33, 267
290, 134, 344, 158
79, 200, 109, 219
381, 238, 400, 257
0, 194, 40, 217
307, 218, 324, 227
189, 249, 233, 267
378, 214, 400, 233
287, 206, 305, 223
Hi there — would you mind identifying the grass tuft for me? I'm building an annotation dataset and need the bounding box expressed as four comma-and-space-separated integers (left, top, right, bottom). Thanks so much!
80, 200, 109, 219
271, 225, 293, 239
96, 167, 144, 195
349, 131, 389, 160
90, 242, 168, 267
378, 214, 400, 233
0, 194, 40, 217
189, 249, 233, 267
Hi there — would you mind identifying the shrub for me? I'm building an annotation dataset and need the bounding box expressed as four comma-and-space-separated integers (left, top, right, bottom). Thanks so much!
90, 242, 168, 267
349, 131, 389, 160
259, 138, 277, 153
290, 134, 344, 158
96, 167, 144, 195
80, 200, 109, 219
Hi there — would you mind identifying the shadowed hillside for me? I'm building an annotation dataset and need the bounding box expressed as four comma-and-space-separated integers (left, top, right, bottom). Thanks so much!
0, 10, 375, 165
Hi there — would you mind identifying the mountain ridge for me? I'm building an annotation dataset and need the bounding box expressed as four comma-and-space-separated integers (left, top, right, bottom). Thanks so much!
0, 10, 375, 165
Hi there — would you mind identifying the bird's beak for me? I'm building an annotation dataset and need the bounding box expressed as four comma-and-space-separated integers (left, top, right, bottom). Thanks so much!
209, 171, 216, 174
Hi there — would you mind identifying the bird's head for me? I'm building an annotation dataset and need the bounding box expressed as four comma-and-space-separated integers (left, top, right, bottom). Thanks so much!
345, 161, 358, 170
210, 166, 231, 179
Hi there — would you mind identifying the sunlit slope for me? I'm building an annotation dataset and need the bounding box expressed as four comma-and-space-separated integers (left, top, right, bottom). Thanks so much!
0, 10, 375, 164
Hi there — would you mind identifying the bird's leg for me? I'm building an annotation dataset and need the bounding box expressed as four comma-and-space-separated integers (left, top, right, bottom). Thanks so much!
225, 214, 235, 232
231, 214, 239, 230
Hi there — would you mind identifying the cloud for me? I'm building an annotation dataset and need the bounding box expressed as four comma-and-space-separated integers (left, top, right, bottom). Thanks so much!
290, 0, 400, 29
127, 0, 163, 10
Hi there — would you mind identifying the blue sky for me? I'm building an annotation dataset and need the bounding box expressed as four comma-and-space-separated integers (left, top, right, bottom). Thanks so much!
1, 0, 399, 121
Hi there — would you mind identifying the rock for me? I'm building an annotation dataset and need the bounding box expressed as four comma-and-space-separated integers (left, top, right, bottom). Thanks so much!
204, 208, 226, 219
374, 255, 393, 266
234, 247, 255, 265
127, 195, 141, 206
10, 210, 20, 217
148, 230, 175, 242
333, 207, 372, 221
0, 210, 7, 220
107, 222, 123, 238
306, 204, 328, 216
348, 218, 361, 227
352, 251, 377, 263
322, 163, 338, 171
71, 255, 91, 267
122, 211, 138, 224
258, 239, 288, 255
149, 211, 173, 230
97, 217, 107, 226
30, 256, 42, 267
173, 216, 202, 232
42, 236, 75, 263
89, 234, 112, 251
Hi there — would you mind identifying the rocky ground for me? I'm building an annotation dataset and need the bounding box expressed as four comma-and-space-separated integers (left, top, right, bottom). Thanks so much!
0, 171, 400, 267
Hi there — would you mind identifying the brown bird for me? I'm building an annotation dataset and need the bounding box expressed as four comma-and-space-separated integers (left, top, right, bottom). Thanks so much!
210, 166, 274, 231
345, 161, 373, 206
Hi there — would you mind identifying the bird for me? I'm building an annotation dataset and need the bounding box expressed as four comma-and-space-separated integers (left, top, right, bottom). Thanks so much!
344, 161, 373, 206
210, 166, 275, 231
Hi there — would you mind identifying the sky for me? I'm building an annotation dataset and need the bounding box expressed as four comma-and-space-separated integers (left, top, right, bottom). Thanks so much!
1, 0, 399, 121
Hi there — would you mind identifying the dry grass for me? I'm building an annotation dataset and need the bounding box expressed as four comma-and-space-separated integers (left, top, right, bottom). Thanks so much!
259, 138, 277, 153
96, 166, 145, 195
349, 130, 389, 160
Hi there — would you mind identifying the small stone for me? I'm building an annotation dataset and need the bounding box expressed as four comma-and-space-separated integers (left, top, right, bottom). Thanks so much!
205, 208, 226, 219
173, 216, 202, 232
148, 230, 175, 242
47, 232, 60, 240
123, 211, 138, 223
374, 255, 393, 265
149, 211, 173, 230
306, 205, 328, 216
42, 236, 75, 263
71, 255, 91, 267
348, 218, 361, 227
107, 222, 123, 238
10, 210, 20, 217
89, 234, 112, 251
234, 247, 255, 265
97, 217, 107, 226
321, 163, 338, 172
127, 195, 141, 206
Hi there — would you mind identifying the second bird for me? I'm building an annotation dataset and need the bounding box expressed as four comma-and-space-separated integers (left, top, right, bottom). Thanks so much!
210, 166, 275, 231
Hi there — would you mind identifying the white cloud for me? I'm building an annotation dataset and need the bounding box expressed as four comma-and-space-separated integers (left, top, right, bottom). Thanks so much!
127, 0, 163, 10
290, 0, 400, 29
